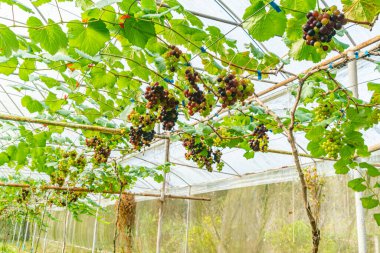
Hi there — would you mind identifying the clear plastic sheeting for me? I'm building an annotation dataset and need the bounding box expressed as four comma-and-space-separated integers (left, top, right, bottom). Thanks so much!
0, 0, 379, 194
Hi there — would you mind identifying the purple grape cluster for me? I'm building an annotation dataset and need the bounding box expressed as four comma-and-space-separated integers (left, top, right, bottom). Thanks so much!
303, 6, 347, 53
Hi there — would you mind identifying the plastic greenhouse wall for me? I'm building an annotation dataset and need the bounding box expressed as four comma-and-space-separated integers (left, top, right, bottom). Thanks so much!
1, 171, 380, 253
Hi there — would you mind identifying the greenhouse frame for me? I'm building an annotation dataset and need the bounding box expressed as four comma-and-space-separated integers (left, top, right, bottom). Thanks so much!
0, 0, 379, 252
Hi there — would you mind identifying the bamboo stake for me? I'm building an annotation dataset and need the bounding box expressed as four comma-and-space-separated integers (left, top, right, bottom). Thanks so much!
0, 182, 211, 201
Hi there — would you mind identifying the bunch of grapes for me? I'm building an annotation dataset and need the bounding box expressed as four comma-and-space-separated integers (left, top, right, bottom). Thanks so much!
128, 109, 157, 149
320, 128, 343, 158
129, 127, 156, 150
249, 124, 269, 152
303, 6, 347, 52
184, 68, 210, 116
145, 82, 166, 109
159, 106, 178, 131
17, 189, 30, 203
182, 134, 224, 172
144, 82, 179, 131
216, 73, 254, 108
50, 150, 87, 186
86, 137, 112, 164
165, 45, 182, 72
314, 101, 336, 121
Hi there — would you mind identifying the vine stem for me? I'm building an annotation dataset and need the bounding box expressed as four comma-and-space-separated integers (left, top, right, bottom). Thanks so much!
251, 75, 321, 252
346, 19, 373, 26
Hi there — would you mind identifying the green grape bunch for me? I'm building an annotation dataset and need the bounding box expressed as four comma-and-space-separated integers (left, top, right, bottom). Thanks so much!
165, 45, 183, 72
320, 128, 343, 158
314, 101, 336, 121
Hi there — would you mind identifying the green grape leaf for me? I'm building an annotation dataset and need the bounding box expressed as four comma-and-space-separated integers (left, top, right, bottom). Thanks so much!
122, 18, 156, 48
288, 39, 326, 62
40, 76, 61, 88
348, 177, 366, 191
368, 82, 380, 103
342, 0, 380, 23
141, 0, 156, 10
0, 24, 19, 57
0, 152, 10, 166
21, 95, 44, 113
27, 17, 68, 55
374, 213, 380, 226
286, 18, 303, 42
0, 57, 18, 75
280, 0, 316, 16
68, 20, 110, 56
334, 158, 352, 174
359, 162, 380, 177
361, 196, 379, 209
243, 5, 287, 42
45, 92, 67, 112
19, 59, 36, 81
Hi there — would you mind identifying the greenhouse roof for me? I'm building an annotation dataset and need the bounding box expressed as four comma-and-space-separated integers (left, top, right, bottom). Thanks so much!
0, 0, 379, 197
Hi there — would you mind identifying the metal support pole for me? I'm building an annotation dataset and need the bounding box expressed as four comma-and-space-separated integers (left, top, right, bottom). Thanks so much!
31, 222, 37, 252
62, 208, 70, 253
184, 187, 191, 253
42, 228, 48, 253
16, 219, 23, 247
92, 195, 102, 253
348, 50, 367, 253
11, 222, 18, 244
156, 138, 170, 253
374, 236, 379, 253
22, 220, 29, 250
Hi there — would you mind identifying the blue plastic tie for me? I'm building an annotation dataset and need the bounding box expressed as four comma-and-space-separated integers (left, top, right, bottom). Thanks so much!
176, 105, 179, 110
200, 46, 207, 53
257, 70, 262, 80
182, 100, 185, 106
269, 1, 281, 12
329, 63, 333, 69
250, 116, 253, 122
354, 51, 359, 59
130, 98, 135, 103
185, 62, 191, 67
163, 77, 174, 83
214, 113, 219, 117
364, 51, 370, 57
269, 129, 273, 133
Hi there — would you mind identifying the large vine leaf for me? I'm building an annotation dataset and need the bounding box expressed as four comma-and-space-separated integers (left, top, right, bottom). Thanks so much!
342, 0, 380, 23
27, 17, 68, 55
0, 57, 18, 75
0, 24, 19, 57
67, 20, 110, 56
280, 0, 316, 17
122, 18, 156, 48
243, 2, 287, 42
